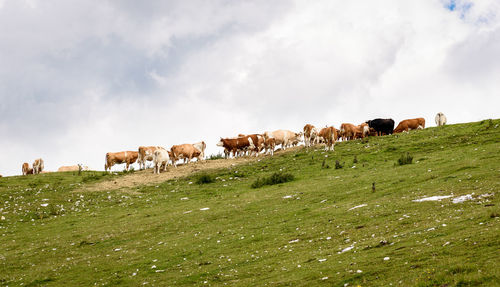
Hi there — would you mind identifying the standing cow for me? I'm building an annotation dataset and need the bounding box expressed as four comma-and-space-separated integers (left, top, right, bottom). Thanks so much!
153, 148, 170, 174
170, 144, 202, 167
435, 112, 447, 126
22, 162, 30, 175
32, 158, 44, 174
366, 118, 395, 136
319, 126, 337, 151
217, 137, 255, 158
104, 151, 138, 172
263, 130, 302, 150
303, 124, 320, 147
138, 146, 162, 170
192, 141, 207, 160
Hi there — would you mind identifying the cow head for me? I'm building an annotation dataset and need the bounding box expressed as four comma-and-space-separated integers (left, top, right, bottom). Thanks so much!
216, 138, 224, 147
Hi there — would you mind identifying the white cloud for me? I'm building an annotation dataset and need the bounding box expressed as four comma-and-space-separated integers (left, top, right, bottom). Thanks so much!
0, 0, 499, 175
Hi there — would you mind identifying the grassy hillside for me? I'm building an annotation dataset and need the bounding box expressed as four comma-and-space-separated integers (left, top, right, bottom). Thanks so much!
1, 119, 499, 286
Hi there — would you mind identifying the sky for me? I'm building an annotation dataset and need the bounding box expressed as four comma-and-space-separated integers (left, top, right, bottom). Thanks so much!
0, 0, 499, 176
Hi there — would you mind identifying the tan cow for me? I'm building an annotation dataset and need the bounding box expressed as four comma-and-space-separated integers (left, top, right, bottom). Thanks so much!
33, 158, 44, 174
264, 137, 276, 156
319, 126, 337, 151
340, 123, 356, 141
170, 144, 202, 167
353, 123, 369, 139
263, 130, 302, 150
138, 146, 163, 170
394, 118, 426, 133
22, 162, 30, 175
104, 151, 138, 172
58, 165, 88, 172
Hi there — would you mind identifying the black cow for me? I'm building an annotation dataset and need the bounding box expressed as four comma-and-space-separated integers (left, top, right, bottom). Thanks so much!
365, 118, 395, 136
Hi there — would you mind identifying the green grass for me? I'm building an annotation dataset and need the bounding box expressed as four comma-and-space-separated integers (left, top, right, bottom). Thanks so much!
1, 120, 500, 286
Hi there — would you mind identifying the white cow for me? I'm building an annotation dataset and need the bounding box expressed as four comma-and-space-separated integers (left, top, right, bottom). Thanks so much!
192, 141, 207, 161
263, 130, 302, 150
33, 158, 44, 174
435, 112, 447, 126
153, 148, 170, 174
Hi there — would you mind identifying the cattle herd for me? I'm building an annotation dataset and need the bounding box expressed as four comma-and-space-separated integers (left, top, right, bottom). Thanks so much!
18, 113, 448, 176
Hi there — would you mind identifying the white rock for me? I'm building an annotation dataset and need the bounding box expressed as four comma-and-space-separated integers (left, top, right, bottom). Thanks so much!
384, 257, 390, 261
348, 204, 367, 211
412, 195, 452, 202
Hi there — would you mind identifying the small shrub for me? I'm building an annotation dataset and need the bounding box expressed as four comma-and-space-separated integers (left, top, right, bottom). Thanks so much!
335, 160, 344, 169
196, 173, 215, 184
251, 172, 294, 188
208, 153, 224, 160
397, 152, 413, 166
353, 155, 358, 164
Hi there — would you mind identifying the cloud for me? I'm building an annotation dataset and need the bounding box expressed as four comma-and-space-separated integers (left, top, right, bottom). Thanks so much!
0, 0, 499, 176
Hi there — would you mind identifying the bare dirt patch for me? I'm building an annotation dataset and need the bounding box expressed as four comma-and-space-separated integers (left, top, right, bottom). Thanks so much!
76, 156, 264, 193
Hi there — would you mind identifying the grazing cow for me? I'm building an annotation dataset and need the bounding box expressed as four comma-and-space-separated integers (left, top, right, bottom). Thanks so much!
263, 130, 302, 150
192, 141, 207, 160
104, 151, 138, 172
22, 162, 30, 175
366, 118, 395, 136
319, 126, 337, 151
57, 165, 88, 172
58, 165, 80, 172
303, 124, 320, 147
33, 158, 44, 174
153, 148, 170, 174
435, 112, 447, 126
368, 127, 378, 137
217, 137, 255, 158
138, 146, 163, 170
394, 118, 426, 133
170, 144, 202, 166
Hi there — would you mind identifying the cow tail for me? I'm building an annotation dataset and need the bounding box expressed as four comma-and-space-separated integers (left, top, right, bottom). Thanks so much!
104, 153, 108, 171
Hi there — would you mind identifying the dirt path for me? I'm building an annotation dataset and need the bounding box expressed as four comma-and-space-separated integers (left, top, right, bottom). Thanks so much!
76, 156, 263, 193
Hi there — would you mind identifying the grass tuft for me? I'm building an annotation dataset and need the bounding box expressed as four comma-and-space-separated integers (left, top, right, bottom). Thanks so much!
251, 172, 294, 188
195, 173, 215, 184
397, 152, 413, 166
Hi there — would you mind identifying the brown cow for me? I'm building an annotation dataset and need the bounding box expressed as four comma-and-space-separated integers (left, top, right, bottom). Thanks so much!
33, 158, 44, 174
238, 134, 265, 156
170, 144, 202, 167
340, 123, 357, 141
303, 124, 320, 147
264, 137, 276, 156
104, 151, 138, 172
217, 137, 255, 158
394, 118, 426, 133
22, 162, 30, 175
319, 126, 337, 151
353, 123, 369, 139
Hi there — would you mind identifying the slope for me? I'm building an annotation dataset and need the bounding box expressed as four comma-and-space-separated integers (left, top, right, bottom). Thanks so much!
0, 119, 499, 286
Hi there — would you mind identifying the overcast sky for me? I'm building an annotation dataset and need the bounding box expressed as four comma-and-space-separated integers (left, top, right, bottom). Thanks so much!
1, 0, 499, 176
